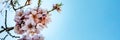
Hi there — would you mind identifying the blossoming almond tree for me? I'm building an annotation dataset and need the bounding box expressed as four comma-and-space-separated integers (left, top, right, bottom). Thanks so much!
0, 0, 62, 40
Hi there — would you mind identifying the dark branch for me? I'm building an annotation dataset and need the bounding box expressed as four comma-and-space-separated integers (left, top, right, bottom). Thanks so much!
1, 10, 20, 38
10, 0, 30, 11
0, 29, 5, 33
37, 0, 41, 11
0, 34, 8, 40
5, 10, 7, 28
2, 34, 8, 40
6, 31, 20, 38
10, 0, 17, 11
38, 0, 41, 8
0, 26, 14, 33
0, 26, 20, 38
48, 8, 55, 13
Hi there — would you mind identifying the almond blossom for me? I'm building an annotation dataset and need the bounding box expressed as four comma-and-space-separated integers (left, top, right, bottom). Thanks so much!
14, 8, 51, 40
53, 4, 61, 12
0, 0, 62, 40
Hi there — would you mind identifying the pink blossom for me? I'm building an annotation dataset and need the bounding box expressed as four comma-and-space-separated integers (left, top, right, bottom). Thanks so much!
14, 8, 51, 40
18, 34, 44, 40
53, 4, 61, 13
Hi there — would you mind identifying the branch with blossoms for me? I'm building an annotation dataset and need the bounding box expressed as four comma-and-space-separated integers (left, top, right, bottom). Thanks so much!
48, 3, 63, 13
0, 0, 31, 13
0, 0, 63, 40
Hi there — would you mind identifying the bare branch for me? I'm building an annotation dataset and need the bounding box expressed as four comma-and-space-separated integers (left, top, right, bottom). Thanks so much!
0, 26, 14, 33
10, 0, 30, 11
48, 8, 55, 13
0, 0, 9, 14
5, 10, 7, 28
6, 31, 20, 38
0, 29, 5, 33
0, 26, 20, 38
0, 34, 8, 40
2, 34, 8, 40
38, 0, 41, 8
10, 0, 16, 11
0, 10, 20, 38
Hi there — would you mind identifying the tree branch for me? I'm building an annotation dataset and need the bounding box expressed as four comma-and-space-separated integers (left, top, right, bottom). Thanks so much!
5, 10, 7, 28
38, 0, 41, 8
10, 0, 16, 11
5, 10, 19, 38
2, 34, 8, 40
0, 26, 14, 33
48, 3, 63, 13
0, 34, 8, 40
10, 0, 30, 11
0, 10, 20, 38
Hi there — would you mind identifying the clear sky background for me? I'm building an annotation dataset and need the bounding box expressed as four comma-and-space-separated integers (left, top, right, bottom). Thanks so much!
0, 0, 120, 40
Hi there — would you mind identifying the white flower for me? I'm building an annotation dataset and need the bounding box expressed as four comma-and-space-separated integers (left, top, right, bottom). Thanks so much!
14, 9, 24, 24
18, 34, 44, 40
14, 8, 51, 40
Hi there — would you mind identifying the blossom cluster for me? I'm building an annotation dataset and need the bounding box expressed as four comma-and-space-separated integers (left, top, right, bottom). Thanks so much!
13, 1, 62, 40
14, 8, 51, 40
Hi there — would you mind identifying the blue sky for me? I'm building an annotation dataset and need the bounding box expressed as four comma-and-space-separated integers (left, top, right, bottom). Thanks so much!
0, 0, 120, 40
61, 0, 120, 40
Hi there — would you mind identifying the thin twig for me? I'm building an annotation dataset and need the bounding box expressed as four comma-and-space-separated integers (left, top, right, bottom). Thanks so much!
38, 0, 41, 8
0, 29, 5, 33
2, 34, 8, 40
10, 0, 30, 11
0, 0, 9, 14
37, 0, 41, 11
48, 3, 63, 13
0, 26, 20, 38
10, 0, 16, 11
5, 10, 7, 28
4, 10, 20, 38
6, 31, 20, 38
0, 34, 8, 40
0, 27, 14, 33
48, 8, 55, 13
